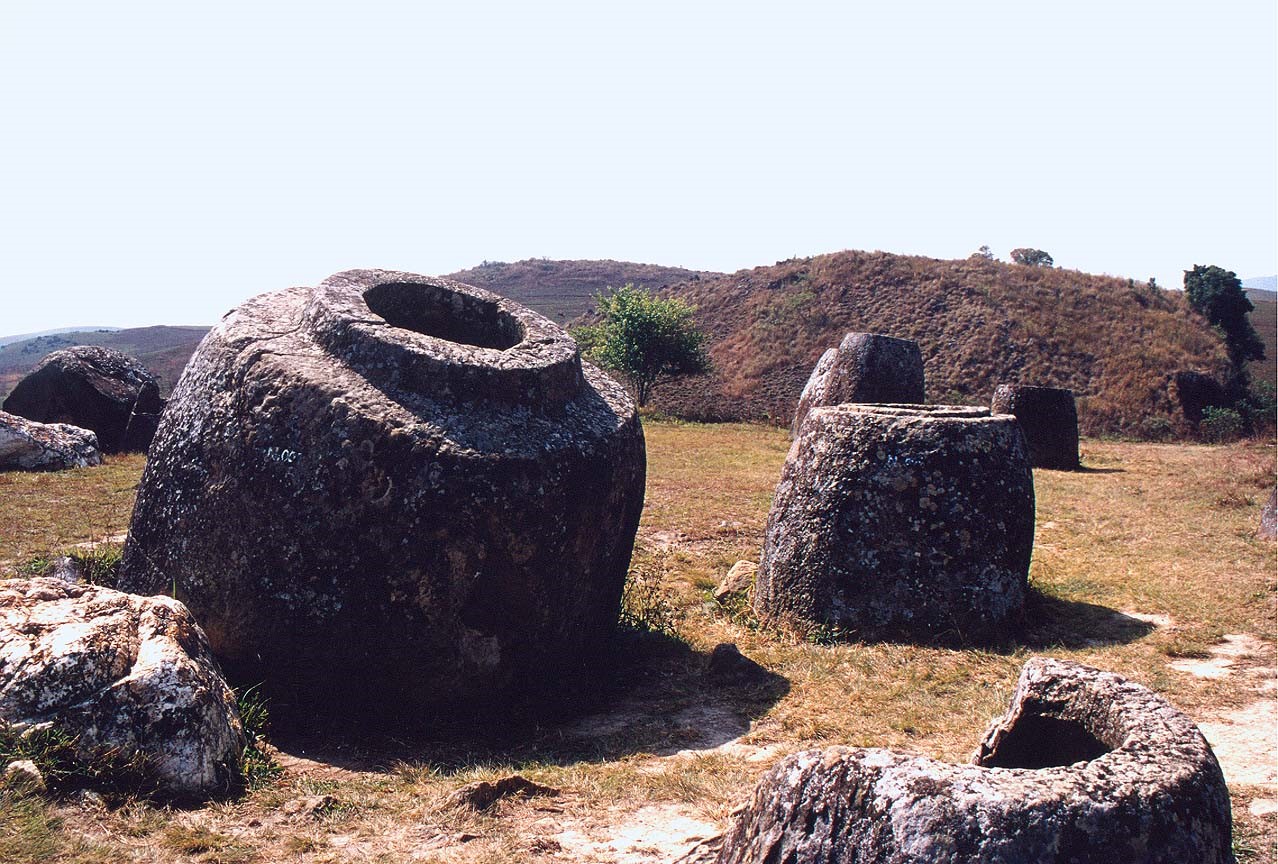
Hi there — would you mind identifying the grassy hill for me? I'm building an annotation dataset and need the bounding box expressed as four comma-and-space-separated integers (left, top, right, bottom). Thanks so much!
0, 326, 209, 400
1244, 288, 1276, 389
646, 251, 1235, 438
448, 258, 719, 324
1, 256, 1263, 439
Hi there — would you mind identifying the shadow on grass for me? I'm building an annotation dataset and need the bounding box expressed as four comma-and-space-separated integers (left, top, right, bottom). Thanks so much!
263, 628, 790, 775
1013, 588, 1155, 650
1073, 465, 1125, 474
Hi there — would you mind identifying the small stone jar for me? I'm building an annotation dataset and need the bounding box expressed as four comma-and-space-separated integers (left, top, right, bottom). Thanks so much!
756, 404, 1034, 643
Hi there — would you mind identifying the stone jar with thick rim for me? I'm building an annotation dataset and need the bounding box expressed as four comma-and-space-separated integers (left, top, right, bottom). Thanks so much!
757, 404, 1034, 643
118, 270, 646, 722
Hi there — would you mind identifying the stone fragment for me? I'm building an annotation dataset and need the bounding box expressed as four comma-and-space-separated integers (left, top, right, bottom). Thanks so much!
281, 794, 339, 819
756, 404, 1034, 643
791, 333, 925, 433
118, 270, 646, 721
990, 383, 1080, 469
714, 561, 757, 602
0, 410, 101, 471
0, 577, 245, 799
1260, 487, 1276, 541
3, 759, 47, 794
717, 657, 1234, 864
3, 346, 159, 453
444, 775, 559, 811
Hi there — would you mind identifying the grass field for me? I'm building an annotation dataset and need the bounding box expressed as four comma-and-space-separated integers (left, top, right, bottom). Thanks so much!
1, 421, 1275, 863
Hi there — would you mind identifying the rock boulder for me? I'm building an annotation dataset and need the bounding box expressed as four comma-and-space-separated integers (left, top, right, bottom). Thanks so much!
3, 346, 159, 453
0, 578, 245, 799
990, 384, 1080, 469
0, 410, 101, 471
118, 270, 646, 721
756, 404, 1034, 643
717, 657, 1234, 864
791, 333, 925, 433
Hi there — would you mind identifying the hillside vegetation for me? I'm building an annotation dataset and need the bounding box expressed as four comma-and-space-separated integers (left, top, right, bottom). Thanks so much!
0, 326, 208, 400
448, 258, 718, 323
647, 252, 1236, 437
1245, 288, 1276, 388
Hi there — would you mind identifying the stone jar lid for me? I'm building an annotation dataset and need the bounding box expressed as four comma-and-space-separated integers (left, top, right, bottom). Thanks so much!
302, 269, 585, 407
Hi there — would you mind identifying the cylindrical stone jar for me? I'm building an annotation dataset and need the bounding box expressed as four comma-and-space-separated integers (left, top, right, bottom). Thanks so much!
118, 270, 646, 721
990, 384, 1080, 470
791, 332, 925, 434
756, 404, 1034, 643
716, 658, 1235, 864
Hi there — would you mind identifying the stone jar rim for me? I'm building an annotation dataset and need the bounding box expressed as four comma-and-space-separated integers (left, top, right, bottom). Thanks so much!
812, 403, 993, 420
302, 269, 584, 407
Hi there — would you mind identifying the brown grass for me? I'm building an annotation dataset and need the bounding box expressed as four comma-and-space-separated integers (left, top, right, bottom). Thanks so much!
1, 421, 1274, 862
649, 251, 1235, 438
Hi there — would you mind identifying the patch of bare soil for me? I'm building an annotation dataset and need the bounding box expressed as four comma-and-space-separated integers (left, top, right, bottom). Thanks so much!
1169, 632, 1278, 818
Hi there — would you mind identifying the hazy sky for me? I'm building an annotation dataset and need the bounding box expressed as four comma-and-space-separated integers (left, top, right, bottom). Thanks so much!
2, 1, 1275, 335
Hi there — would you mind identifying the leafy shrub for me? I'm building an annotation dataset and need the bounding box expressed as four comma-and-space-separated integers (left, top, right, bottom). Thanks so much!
234, 686, 280, 792
1199, 407, 1245, 443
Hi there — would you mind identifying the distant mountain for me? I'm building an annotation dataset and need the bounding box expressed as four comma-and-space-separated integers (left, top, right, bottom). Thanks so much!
447, 258, 719, 323
0, 326, 210, 400
0, 326, 120, 348
1242, 275, 1277, 293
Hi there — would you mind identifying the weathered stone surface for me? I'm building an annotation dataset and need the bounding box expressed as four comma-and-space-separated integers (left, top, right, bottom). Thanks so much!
443, 775, 559, 811
3, 759, 46, 794
0, 577, 245, 799
756, 404, 1034, 643
1260, 487, 1277, 541
2, 346, 159, 453
0, 410, 101, 471
714, 561, 758, 602
990, 383, 1080, 470
717, 657, 1234, 864
791, 333, 925, 433
121, 379, 166, 453
118, 270, 646, 720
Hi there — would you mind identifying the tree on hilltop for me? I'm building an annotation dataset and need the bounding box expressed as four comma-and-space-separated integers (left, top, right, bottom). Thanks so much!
1183, 264, 1265, 371
1010, 248, 1054, 267
574, 284, 711, 407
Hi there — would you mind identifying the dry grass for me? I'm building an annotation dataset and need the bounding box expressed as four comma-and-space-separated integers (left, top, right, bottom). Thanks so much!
650, 251, 1235, 437
1, 421, 1274, 862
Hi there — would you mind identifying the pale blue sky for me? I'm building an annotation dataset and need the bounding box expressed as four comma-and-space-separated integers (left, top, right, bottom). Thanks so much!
2, 1, 1274, 335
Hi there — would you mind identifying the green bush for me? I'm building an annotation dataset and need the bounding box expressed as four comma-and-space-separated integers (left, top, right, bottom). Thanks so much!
1199, 407, 1245, 443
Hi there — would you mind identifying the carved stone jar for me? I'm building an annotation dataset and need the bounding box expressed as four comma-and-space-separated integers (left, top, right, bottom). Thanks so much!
118, 270, 646, 720
990, 383, 1079, 470
791, 332, 925, 433
717, 658, 1234, 864
756, 404, 1034, 643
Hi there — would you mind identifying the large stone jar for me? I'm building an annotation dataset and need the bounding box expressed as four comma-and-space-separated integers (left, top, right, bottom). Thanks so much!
717, 658, 1234, 864
791, 332, 925, 433
3, 345, 160, 453
990, 383, 1079, 470
118, 270, 646, 719
756, 404, 1034, 643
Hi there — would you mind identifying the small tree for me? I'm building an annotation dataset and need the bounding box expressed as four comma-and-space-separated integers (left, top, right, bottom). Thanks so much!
1183, 264, 1265, 371
971, 245, 996, 261
574, 284, 711, 407
1010, 248, 1054, 267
